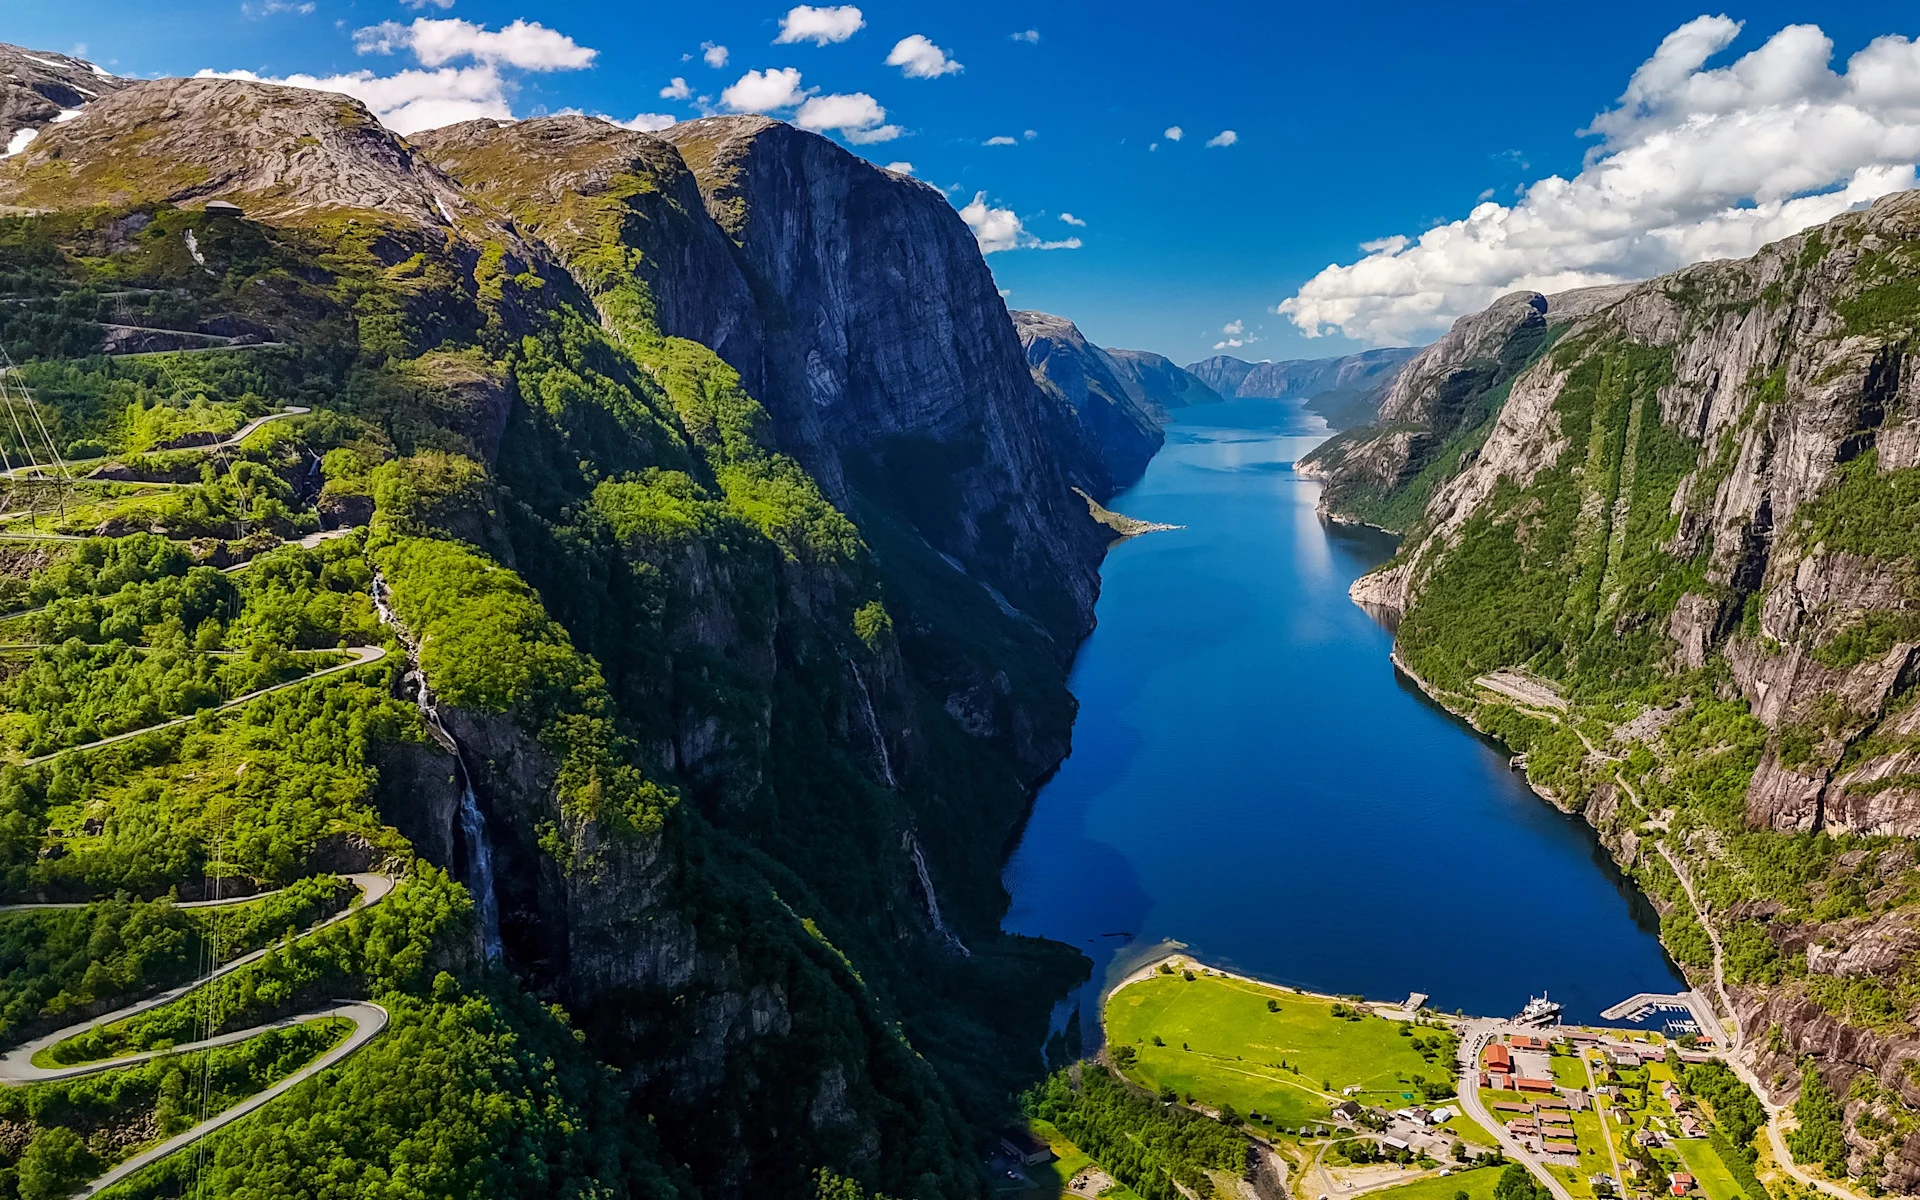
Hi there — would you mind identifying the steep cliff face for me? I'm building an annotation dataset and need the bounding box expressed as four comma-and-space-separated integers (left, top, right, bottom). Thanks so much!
1010, 309, 1163, 492
655, 115, 1107, 643
0, 75, 1098, 1200
1329, 191, 1920, 1191
1187, 346, 1418, 429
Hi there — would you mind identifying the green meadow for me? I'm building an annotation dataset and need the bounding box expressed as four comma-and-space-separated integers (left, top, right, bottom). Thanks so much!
1671, 1138, 1745, 1200
1365, 1166, 1505, 1200
1104, 970, 1457, 1129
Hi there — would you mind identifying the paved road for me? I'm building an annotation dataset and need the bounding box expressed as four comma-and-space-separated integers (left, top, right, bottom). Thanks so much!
71, 1001, 387, 1199
0, 872, 394, 1084
0, 405, 309, 482
0, 874, 397, 1197
18, 644, 385, 767
0, 879, 310, 915
1456, 1021, 1577, 1200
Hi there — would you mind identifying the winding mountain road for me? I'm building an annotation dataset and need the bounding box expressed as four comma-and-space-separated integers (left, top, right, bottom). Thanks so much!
0, 872, 397, 1198
72, 1001, 386, 1199
18, 644, 385, 767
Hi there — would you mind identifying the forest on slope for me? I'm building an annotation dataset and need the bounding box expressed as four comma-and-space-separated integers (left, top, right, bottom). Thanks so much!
0, 60, 1160, 1200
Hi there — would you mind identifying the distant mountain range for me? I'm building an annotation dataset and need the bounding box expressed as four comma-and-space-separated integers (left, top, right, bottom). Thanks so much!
1185, 347, 1421, 430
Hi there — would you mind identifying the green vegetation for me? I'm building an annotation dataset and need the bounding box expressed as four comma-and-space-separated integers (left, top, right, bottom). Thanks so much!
1672, 1138, 1747, 1200
0, 874, 352, 1040
1023, 1065, 1248, 1200
1105, 971, 1452, 1128
0, 136, 1095, 1198
1787, 1065, 1849, 1177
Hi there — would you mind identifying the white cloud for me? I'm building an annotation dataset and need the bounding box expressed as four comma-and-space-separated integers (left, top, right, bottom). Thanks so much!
1059, 212, 1086, 226
794, 92, 900, 143
1023, 129, 1036, 139
1214, 338, 1245, 350
720, 67, 807, 112
958, 192, 1082, 253
701, 42, 729, 68
1206, 129, 1237, 147
660, 77, 690, 100
1010, 29, 1040, 43
1280, 17, 1920, 344
353, 17, 594, 71
196, 64, 512, 134
775, 5, 864, 46
244, 0, 315, 16
985, 135, 1017, 146
1164, 125, 1183, 141
887, 34, 962, 78
616, 113, 678, 132
1223, 318, 1244, 335
403, 0, 455, 8
884, 161, 914, 174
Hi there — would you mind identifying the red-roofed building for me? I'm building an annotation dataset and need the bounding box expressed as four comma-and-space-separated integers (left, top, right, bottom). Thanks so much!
1485, 1045, 1513, 1072
1516, 1077, 1555, 1094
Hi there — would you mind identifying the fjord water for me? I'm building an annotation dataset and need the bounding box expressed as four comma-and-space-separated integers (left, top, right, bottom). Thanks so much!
1003, 397, 1685, 1029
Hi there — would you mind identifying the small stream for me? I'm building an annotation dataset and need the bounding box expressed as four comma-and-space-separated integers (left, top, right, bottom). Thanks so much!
1002, 398, 1684, 1032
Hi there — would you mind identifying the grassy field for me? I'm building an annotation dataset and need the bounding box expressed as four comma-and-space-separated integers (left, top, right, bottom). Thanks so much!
1443, 1112, 1499, 1147
1671, 1138, 1745, 1200
1550, 1053, 1590, 1089
1364, 1166, 1505, 1200
1105, 971, 1447, 1129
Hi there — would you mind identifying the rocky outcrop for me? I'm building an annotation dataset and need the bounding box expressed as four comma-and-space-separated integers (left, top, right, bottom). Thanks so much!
1011, 309, 1163, 492
0, 77, 488, 232
1186, 346, 1418, 429
0, 42, 124, 151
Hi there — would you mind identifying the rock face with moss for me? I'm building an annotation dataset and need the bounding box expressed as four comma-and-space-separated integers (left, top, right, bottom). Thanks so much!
1310, 191, 1920, 1192
0, 68, 1118, 1200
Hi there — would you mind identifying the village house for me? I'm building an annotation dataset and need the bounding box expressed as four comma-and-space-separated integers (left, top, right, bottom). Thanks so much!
1332, 1100, 1364, 1123
1000, 1128, 1053, 1167
1516, 1077, 1555, 1094
1484, 1044, 1513, 1073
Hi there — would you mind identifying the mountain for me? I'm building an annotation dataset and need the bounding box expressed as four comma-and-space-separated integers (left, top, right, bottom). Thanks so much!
1185, 346, 1419, 429
1008, 310, 1228, 493
1009, 310, 1165, 491
1103, 347, 1224, 418
1309, 193, 1920, 1193
0, 42, 125, 150
0, 68, 1140, 1200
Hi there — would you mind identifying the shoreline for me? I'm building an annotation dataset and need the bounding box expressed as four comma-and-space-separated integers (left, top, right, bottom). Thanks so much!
1108, 950, 1436, 1023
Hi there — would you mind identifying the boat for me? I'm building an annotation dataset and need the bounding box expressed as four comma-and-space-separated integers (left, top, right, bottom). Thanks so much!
1513, 992, 1562, 1027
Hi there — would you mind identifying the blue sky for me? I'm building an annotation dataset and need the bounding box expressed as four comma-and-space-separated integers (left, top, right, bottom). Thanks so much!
12, 1, 1920, 365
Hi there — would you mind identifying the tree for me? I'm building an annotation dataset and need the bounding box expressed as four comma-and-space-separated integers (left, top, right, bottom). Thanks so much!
1268, 999, 1280, 1013
18, 1127, 97, 1200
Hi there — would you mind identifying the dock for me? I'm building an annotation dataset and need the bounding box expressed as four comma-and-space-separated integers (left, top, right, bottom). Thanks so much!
1599, 990, 1727, 1045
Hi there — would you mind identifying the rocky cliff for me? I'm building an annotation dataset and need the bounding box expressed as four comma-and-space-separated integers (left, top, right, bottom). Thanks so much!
1319, 192, 1920, 1193
0, 70, 1110, 1200
1010, 309, 1164, 492
1187, 346, 1418, 429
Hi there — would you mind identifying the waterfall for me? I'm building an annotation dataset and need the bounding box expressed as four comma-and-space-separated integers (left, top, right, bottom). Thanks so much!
904, 830, 968, 956
846, 659, 897, 789
371, 570, 503, 961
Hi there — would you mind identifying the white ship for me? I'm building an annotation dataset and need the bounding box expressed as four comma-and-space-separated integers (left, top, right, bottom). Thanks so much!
1513, 992, 1563, 1027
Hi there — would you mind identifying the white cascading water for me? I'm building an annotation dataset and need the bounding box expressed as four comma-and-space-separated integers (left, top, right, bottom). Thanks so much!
371, 570, 503, 961
846, 659, 897, 789
904, 830, 969, 956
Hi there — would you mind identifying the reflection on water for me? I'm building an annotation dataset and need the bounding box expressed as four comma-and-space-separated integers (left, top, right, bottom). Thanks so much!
1002, 397, 1683, 1037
